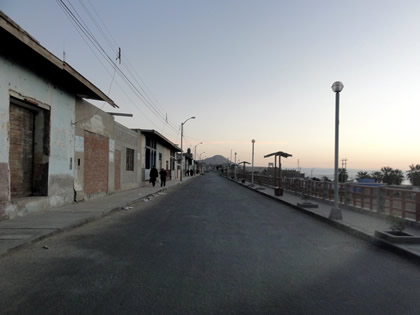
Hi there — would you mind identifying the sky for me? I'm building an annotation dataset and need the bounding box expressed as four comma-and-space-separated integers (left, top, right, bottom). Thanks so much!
2, 0, 420, 172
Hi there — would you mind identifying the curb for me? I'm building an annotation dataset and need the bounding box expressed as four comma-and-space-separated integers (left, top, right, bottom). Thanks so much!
225, 176, 420, 264
0, 185, 173, 259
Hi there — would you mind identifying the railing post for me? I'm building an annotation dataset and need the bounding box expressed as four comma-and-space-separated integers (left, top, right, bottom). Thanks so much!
377, 186, 385, 214
361, 186, 365, 209
344, 183, 351, 206
310, 180, 313, 197
416, 192, 420, 222
322, 181, 328, 200
353, 186, 357, 206
401, 191, 406, 218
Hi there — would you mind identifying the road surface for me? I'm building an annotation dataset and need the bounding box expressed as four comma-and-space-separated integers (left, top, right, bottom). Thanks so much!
1, 173, 420, 314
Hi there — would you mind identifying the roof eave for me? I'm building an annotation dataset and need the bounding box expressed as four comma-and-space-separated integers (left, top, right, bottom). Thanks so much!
0, 11, 118, 108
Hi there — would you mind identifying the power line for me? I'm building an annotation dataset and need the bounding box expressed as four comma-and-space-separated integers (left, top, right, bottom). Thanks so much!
76, 0, 180, 132
58, 0, 179, 134
57, 0, 180, 137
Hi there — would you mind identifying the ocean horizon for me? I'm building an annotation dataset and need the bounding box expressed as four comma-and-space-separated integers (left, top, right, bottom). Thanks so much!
246, 166, 411, 185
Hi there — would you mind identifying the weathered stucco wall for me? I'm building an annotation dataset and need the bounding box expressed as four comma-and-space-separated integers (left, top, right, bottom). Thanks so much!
74, 99, 115, 200
0, 55, 75, 218
114, 122, 141, 191
139, 133, 147, 182
156, 143, 171, 172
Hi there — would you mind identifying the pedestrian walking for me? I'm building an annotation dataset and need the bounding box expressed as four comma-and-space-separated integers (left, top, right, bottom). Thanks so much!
150, 166, 158, 187
159, 168, 168, 187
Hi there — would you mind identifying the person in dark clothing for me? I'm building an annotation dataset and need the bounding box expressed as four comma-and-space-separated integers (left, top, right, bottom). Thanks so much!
159, 168, 168, 187
150, 166, 158, 187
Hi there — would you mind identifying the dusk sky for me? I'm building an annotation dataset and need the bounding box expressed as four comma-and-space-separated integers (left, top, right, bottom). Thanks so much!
2, 0, 420, 171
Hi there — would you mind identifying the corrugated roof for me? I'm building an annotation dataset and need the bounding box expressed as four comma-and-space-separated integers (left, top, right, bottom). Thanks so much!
134, 129, 181, 152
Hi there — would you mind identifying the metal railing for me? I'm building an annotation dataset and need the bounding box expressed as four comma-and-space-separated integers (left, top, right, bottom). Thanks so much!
228, 171, 420, 222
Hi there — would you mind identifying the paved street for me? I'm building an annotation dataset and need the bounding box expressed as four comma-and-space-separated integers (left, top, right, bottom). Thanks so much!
1, 173, 420, 314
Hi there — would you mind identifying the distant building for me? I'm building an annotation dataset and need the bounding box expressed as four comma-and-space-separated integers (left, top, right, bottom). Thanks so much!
73, 100, 142, 201
133, 129, 181, 181
183, 148, 194, 175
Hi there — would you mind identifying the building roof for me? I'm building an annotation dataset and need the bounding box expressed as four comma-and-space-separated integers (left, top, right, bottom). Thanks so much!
0, 11, 117, 108
134, 129, 181, 152
264, 151, 293, 159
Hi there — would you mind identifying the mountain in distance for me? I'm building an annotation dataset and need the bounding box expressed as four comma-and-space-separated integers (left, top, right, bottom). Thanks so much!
202, 155, 229, 165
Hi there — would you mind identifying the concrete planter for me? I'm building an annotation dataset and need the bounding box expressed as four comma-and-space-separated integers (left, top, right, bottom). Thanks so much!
297, 202, 319, 209
274, 187, 283, 196
374, 230, 420, 244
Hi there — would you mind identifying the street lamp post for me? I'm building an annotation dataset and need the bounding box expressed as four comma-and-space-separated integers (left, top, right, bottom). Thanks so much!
199, 152, 206, 174
234, 152, 237, 180
251, 139, 255, 186
194, 142, 202, 161
180, 116, 196, 182
329, 81, 344, 220
194, 142, 202, 174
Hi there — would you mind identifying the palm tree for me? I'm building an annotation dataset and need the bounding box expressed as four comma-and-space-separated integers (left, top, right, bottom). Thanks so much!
391, 169, 404, 185
407, 164, 420, 186
380, 167, 404, 185
356, 171, 371, 181
370, 171, 383, 183
381, 167, 394, 185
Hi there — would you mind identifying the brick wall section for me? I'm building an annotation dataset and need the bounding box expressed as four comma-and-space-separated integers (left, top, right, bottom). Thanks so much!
9, 105, 34, 198
0, 163, 9, 202
115, 150, 121, 191
84, 130, 109, 195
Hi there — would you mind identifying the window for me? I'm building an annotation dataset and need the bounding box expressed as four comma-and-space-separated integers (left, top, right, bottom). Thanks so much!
145, 136, 157, 169
170, 150, 175, 170
145, 136, 156, 149
145, 148, 150, 169
126, 148, 134, 171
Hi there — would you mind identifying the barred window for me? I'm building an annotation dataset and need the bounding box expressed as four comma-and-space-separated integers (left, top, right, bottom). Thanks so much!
126, 148, 134, 171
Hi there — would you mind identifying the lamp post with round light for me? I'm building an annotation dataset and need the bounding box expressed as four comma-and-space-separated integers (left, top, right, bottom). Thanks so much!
234, 152, 237, 180
180, 116, 195, 181
329, 81, 344, 220
251, 139, 255, 186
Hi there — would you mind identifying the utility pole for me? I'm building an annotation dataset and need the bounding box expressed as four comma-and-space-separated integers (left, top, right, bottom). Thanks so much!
234, 152, 237, 180
341, 158, 348, 170
180, 116, 196, 181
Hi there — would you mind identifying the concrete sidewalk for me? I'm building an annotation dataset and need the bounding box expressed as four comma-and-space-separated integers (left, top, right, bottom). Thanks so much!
232, 178, 420, 262
0, 175, 197, 258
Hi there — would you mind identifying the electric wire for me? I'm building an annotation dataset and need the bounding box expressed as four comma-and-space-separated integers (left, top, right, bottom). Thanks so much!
78, 0, 180, 133
57, 0, 182, 138
58, 0, 165, 132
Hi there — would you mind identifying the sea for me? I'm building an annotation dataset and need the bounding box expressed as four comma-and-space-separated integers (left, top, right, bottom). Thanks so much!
249, 167, 411, 185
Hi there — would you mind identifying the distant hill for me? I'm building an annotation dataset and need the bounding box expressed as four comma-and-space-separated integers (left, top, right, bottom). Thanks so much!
202, 155, 229, 165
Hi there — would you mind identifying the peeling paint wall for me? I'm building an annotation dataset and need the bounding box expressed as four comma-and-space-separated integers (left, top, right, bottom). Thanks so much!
0, 55, 75, 219
114, 122, 141, 191
74, 99, 115, 200
157, 143, 171, 173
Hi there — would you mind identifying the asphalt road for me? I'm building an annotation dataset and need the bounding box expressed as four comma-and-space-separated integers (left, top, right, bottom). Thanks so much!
1, 173, 420, 314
